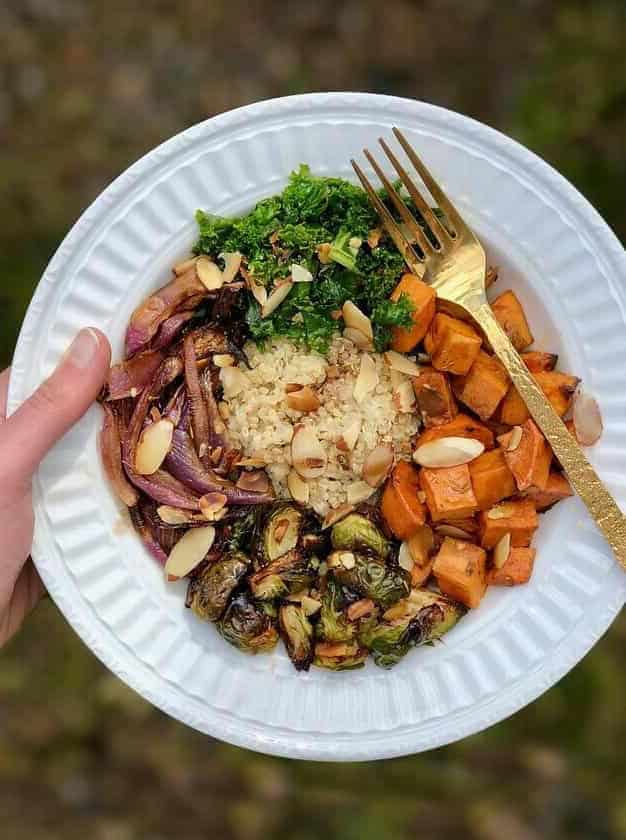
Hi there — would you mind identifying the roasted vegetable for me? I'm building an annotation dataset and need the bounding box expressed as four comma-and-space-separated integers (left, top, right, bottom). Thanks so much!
452, 351, 510, 420
412, 367, 458, 428
313, 641, 368, 671
316, 578, 355, 643
415, 413, 494, 451
187, 551, 250, 621
248, 549, 315, 601
522, 471, 573, 511
279, 604, 314, 670
331, 513, 390, 559
261, 504, 304, 564
479, 500, 539, 549
328, 551, 411, 608
468, 449, 517, 510
389, 273, 436, 352
432, 537, 488, 609
499, 419, 551, 492
491, 290, 534, 351
419, 464, 479, 522
381, 461, 426, 541
219, 594, 279, 653
488, 547, 536, 586
425, 313, 482, 375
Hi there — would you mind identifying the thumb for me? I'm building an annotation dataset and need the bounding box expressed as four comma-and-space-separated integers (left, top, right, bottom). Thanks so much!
3, 328, 111, 485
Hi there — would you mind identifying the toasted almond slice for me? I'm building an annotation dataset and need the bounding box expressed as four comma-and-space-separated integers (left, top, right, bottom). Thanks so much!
417, 352, 432, 364
245, 272, 268, 306
413, 436, 484, 468
384, 350, 422, 377
347, 598, 375, 621
291, 263, 313, 283
393, 380, 417, 413
135, 419, 174, 475
157, 505, 196, 525
493, 532, 512, 569
398, 541, 415, 572
367, 228, 382, 249
199, 492, 228, 521
173, 256, 198, 276
487, 503, 513, 520
218, 401, 230, 421
362, 443, 394, 488
213, 353, 235, 368
346, 480, 374, 505
287, 469, 310, 504
322, 503, 355, 530
261, 280, 293, 318
435, 524, 473, 540
507, 425, 523, 452
348, 236, 362, 255
336, 416, 362, 453
291, 425, 327, 479
389, 368, 407, 389
219, 366, 248, 398
342, 300, 373, 340
236, 470, 270, 494
165, 525, 216, 580
572, 387, 603, 446
220, 251, 242, 283
333, 551, 355, 569
286, 385, 321, 412
408, 525, 435, 566
343, 327, 373, 350
301, 595, 322, 616
236, 456, 268, 468
353, 354, 378, 403
196, 257, 224, 291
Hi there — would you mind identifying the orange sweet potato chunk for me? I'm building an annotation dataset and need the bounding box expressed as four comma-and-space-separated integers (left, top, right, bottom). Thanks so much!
491, 290, 534, 351
390, 274, 436, 352
479, 499, 539, 549
381, 461, 426, 540
416, 413, 495, 450
498, 419, 551, 492
433, 537, 487, 608
498, 385, 530, 426
522, 471, 573, 511
425, 313, 482, 375
469, 449, 517, 510
488, 547, 536, 586
419, 464, 479, 522
522, 351, 558, 373
534, 371, 580, 417
453, 351, 510, 420
412, 368, 458, 428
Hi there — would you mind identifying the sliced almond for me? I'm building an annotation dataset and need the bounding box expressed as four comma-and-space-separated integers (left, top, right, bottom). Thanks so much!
199, 492, 228, 521
245, 270, 268, 306
291, 263, 313, 283
286, 385, 321, 413
343, 327, 373, 351
236, 470, 270, 494
220, 251, 242, 284
493, 532, 512, 569
165, 525, 216, 580
218, 401, 230, 420
348, 236, 362, 255
346, 598, 375, 621
367, 228, 382, 249
322, 503, 355, 530
285, 383, 303, 393
173, 256, 198, 276
435, 524, 473, 540
393, 380, 417, 413
384, 350, 422, 378
336, 416, 362, 452
287, 469, 310, 504
362, 443, 394, 488
157, 505, 196, 525
488, 503, 513, 520
346, 480, 374, 505
261, 280, 293, 318
291, 425, 327, 479
353, 354, 378, 403
135, 419, 174, 475
408, 525, 434, 566
335, 551, 355, 569
316, 243, 332, 264
301, 595, 322, 616
213, 353, 235, 368
413, 436, 484, 468
398, 541, 414, 572
389, 368, 407, 389
507, 425, 523, 452
572, 387, 603, 446
219, 365, 248, 398
196, 257, 224, 291
342, 300, 373, 340
236, 456, 268, 468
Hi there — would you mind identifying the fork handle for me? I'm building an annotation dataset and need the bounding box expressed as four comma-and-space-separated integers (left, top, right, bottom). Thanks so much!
473, 302, 626, 571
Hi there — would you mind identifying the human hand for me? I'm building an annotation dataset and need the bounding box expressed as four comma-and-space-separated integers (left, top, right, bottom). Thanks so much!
1, 328, 111, 647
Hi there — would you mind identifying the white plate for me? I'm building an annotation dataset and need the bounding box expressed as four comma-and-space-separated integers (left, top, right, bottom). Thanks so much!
9, 93, 626, 761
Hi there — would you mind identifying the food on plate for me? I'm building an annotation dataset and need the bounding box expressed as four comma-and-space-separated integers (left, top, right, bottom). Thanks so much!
100, 165, 600, 672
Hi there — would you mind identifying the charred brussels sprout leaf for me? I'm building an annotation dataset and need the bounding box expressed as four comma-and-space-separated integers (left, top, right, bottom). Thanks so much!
262, 504, 303, 564
224, 506, 265, 554
358, 619, 411, 668
331, 514, 390, 559
313, 641, 368, 671
329, 552, 410, 609
219, 594, 279, 653
316, 578, 355, 643
279, 604, 314, 671
187, 552, 250, 622
248, 549, 315, 601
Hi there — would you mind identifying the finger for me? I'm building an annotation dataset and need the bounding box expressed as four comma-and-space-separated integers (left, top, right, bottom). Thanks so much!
2, 328, 111, 484
0, 368, 9, 421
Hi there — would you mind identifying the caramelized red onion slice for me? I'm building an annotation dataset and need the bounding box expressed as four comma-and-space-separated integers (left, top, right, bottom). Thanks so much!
183, 334, 211, 466
100, 403, 139, 506
106, 350, 164, 401
152, 311, 195, 351
129, 504, 168, 565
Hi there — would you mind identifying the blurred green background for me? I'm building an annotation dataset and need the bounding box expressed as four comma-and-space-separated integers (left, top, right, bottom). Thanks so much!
1, 2, 625, 838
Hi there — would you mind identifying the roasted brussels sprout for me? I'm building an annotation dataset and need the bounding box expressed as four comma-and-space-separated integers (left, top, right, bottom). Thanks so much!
328, 551, 411, 609
262, 504, 303, 564
248, 549, 315, 601
316, 578, 355, 643
358, 618, 411, 668
224, 506, 265, 554
331, 514, 390, 559
187, 551, 249, 622
279, 604, 314, 671
219, 593, 279, 653
313, 641, 368, 671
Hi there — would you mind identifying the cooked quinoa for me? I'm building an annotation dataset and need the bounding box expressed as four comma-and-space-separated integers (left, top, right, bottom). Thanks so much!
223, 336, 420, 516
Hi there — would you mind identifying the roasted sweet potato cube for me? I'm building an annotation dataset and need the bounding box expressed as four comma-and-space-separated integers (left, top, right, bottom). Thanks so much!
488, 547, 536, 586
390, 274, 436, 352
498, 385, 530, 426
469, 449, 517, 510
479, 499, 539, 548
522, 471, 573, 511
492, 290, 533, 351
498, 419, 551, 492
453, 351, 510, 420
420, 464, 479, 522
534, 371, 580, 417
416, 413, 494, 450
522, 351, 558, 373
433, 537, 487, 608
437, 517, 480, 536
426, 313, 482, 375
381, 461, 426, 540
412, 367, 458, 428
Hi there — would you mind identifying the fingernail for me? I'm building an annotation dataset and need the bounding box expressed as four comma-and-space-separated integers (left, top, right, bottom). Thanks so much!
65, 328, 100, 370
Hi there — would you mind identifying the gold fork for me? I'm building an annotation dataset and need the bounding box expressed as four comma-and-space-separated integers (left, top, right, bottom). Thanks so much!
352, 127, 626, 570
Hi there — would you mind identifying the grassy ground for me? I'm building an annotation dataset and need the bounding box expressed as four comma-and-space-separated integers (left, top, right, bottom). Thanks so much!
1, 2, 625, 837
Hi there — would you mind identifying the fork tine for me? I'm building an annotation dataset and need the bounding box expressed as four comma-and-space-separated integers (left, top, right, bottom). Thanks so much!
378, 137, 451, 244
351, 159, 424, 275
363, 148, 436, 258
392, 127, 466, 236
